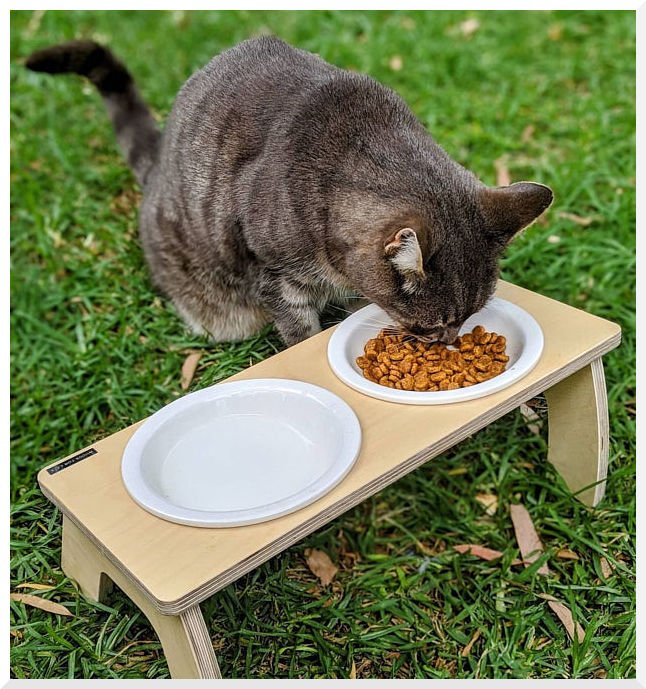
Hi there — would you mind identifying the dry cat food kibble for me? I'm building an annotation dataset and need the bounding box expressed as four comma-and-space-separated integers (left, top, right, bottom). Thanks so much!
356, 325, 509, 392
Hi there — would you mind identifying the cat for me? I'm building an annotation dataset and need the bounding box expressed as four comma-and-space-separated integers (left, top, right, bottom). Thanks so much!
25, 36, 553, 346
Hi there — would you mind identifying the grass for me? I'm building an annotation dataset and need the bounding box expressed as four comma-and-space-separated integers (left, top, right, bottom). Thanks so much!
10, 9, 635, 679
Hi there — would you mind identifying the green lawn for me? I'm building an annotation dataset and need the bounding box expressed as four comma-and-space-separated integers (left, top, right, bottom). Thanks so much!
10, 9, 635, 679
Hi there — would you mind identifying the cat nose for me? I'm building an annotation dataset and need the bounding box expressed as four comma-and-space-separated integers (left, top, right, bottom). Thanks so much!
438, 326, 460, 344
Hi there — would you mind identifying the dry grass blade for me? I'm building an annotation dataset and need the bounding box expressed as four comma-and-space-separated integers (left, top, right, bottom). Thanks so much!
305, 548, 338, 586
461, 628, 482, 657
14, 583, 55, 591
349, 659, 357, 679
509, 503, 550, 575
180, 351, 202, 390
558, 211, 595, 226
10, 593, 73, 617
494, 157, 511, 186
538, 594, 585, 643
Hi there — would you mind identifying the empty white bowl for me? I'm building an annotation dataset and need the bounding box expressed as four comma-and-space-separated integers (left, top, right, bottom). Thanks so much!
327, 297, 544, 405
121, 379, 362, 527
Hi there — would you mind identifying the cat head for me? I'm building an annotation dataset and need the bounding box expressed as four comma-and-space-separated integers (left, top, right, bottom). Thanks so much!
335, 180, 553, 341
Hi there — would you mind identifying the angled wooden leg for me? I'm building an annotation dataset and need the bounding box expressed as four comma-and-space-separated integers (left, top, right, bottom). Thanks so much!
61, 516, 221, 678
544, 357, 609, 506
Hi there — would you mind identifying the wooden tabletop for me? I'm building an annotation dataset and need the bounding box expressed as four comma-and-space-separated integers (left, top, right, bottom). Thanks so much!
38, 281, 621, 614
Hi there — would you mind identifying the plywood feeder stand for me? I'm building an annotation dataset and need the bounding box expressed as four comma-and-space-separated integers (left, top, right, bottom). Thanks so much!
38, 281, 621, 678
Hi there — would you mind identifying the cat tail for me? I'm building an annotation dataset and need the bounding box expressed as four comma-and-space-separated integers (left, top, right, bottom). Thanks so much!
25, 40, 161, 186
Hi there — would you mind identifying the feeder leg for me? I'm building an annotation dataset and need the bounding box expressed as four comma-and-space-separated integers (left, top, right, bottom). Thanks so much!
544, 357, 609, 506
61, 516, 221, 678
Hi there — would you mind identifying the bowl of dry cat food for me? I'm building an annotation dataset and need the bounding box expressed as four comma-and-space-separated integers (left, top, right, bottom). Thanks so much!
327, 297, 543, 404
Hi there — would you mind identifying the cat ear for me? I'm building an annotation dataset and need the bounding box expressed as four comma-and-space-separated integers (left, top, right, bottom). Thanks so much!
480, 182, 553, 244
384, 228, 425, 277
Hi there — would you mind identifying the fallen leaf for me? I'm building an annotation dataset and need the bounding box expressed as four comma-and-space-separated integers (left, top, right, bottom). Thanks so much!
558, 211, 595, 226
509, 503, 550, 575
460, 18, 480, 37
180, 351, 202, 390
548, 23, 563, 41
461, 628, 482, 657
15, 583, 55, 591
494, 157, 511, 186
475, 492, 498, 515
305, 548, 338, 586
556, 549, 579, 560
389, 55, 403, 71
600, 556, 614, 579
453, 544, 523, 565
521, 124, 535, 143
538, 594, 585, 643
10, 593, 73, 617
520, 403, 543, 435
400, 16, 415, 31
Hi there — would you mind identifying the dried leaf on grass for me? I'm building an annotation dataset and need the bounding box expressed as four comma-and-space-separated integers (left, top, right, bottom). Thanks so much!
509, 504, 585, 645
548, 23, 563, 41
349, 659, 357, 679
558, 211, 595, 226
389, 55, 403, 71
494, 157, 511, 187
454, 544, 523, 565
600, 556, 614, 579
520, 402, 543, 435
521, 124, 535, 143
461, 628, 482, 657
475, 492, 498, 515
10, 593, 73, 617
538, 594, 585, 643
556, 548, 579, 560
509, 503, 550, 575
305, 548, 338, 586
460, 18, 480, 37
180, 351, 202, 390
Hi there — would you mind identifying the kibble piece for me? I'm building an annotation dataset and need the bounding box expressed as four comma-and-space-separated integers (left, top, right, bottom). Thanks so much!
474, 355, 493, 372
401, 374, 414, 391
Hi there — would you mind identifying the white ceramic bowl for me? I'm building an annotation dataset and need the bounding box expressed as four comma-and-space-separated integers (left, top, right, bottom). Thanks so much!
327, 297, 543, 405
121, 379, 362, 527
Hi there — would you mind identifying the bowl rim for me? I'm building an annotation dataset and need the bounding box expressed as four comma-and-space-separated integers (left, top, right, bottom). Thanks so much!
327, 296, 544, 405
121, 378, 362, 527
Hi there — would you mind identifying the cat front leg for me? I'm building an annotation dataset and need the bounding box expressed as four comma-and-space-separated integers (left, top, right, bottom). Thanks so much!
257, 274, 323, 346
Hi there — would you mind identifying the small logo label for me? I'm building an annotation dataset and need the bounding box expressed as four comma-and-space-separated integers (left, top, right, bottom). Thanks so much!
47, 448, 98, 475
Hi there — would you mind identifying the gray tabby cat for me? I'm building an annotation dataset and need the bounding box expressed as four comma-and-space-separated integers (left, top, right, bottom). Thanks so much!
26, 36, 552, 346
